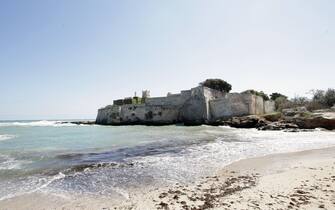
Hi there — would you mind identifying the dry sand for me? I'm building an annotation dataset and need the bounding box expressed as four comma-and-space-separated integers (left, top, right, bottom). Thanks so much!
1, 147, 335, 210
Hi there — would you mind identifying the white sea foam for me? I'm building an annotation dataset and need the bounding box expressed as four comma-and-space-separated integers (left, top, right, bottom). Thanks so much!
133, 128, 335, 184
0, 121, 76, 127
112, 187, 130, 199
0, 134, 16, 141
1, 176, 60, 202
0, 126, 334, 201
0, 172, 67, 201
0, 155, 29, 170
36, 172, 66, 190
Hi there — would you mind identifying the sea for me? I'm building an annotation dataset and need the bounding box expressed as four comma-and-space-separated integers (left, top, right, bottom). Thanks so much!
0, 120, 334, 201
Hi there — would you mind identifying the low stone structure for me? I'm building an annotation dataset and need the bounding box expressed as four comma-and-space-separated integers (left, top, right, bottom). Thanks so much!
96, 86, 275, 125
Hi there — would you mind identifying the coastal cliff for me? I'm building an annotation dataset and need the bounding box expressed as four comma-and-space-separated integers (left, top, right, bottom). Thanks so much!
96, 86, 275, 125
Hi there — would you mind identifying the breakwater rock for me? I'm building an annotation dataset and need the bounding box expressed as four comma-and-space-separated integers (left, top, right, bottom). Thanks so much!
217, 109, 335, 131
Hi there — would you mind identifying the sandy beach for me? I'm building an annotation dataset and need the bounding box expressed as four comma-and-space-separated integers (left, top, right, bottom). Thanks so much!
1, 146, 335, 210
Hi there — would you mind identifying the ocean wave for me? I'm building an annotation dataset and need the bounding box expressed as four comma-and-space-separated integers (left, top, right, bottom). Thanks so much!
0, 121, 76, 127
0, 134, 16, 141
1, 126, 334, 201
0, 155, 29, 170
0, 172, 67, 201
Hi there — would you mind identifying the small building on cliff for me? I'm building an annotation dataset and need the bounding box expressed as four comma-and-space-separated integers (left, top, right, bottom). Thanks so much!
95, 86, 275, 125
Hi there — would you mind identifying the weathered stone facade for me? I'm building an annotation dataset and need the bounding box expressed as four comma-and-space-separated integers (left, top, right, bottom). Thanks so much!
96, 86, 275, 125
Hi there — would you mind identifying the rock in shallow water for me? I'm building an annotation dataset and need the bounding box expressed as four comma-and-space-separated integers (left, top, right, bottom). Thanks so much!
258, 121, 299, 131
216, 110, 335, 130
220, 115, 268, 128
290, 112, 335, 130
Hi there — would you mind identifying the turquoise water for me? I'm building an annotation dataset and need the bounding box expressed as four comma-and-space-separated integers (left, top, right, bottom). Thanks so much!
0, 120, 335, 200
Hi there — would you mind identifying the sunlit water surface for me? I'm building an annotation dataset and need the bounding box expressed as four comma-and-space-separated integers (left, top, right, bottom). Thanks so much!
0, 120, 334, 200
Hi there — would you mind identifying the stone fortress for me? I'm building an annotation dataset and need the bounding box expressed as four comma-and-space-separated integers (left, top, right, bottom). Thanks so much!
96, 85, 275, 125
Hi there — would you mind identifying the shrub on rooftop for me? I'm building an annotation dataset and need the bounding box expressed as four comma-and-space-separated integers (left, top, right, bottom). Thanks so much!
200, 79, 232, 93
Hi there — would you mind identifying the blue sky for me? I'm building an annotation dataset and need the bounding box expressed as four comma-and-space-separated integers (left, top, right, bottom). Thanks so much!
0, 0, 334, 120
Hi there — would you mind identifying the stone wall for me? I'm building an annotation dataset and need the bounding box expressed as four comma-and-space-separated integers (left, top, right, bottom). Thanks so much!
144, 105, 180, 124
264, 100, 276, 114
209, 93, 275, 121
96, 104, 180, 125
179, 87, 207, 124
203, 87, 226, 122
119, 104, 146, 123
96, 86, 275, 125
146, 94, 188, 107
96, 105, 121, 124
254, 95, 265, 115
209, 93, 251, 120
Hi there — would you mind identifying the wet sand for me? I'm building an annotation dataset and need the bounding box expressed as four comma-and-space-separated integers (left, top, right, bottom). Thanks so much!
1, 147, 335, 210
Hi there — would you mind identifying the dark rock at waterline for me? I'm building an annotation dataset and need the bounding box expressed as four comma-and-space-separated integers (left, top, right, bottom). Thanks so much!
257, 121, 299, 131
218, 115, 268, 128
280, 108, 335, 130
70, 121, 96, 125
261, 112, 282, 122
215, 110, 335, 131
289, 112, 335, 130
41, 162, 136, 176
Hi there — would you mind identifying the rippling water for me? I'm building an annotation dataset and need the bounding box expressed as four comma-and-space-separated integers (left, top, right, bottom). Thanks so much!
0, 120, 334, 200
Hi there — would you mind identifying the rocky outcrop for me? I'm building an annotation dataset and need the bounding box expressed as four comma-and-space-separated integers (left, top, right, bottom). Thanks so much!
258, 121, 299, 131
280, 107, 335, 130
261, 112, 282, 122
219, 109, 335, 131
282, 107, 308, 117
214, 115, 267, 128
218, 115, 299, 131
288, 112, 335, 130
